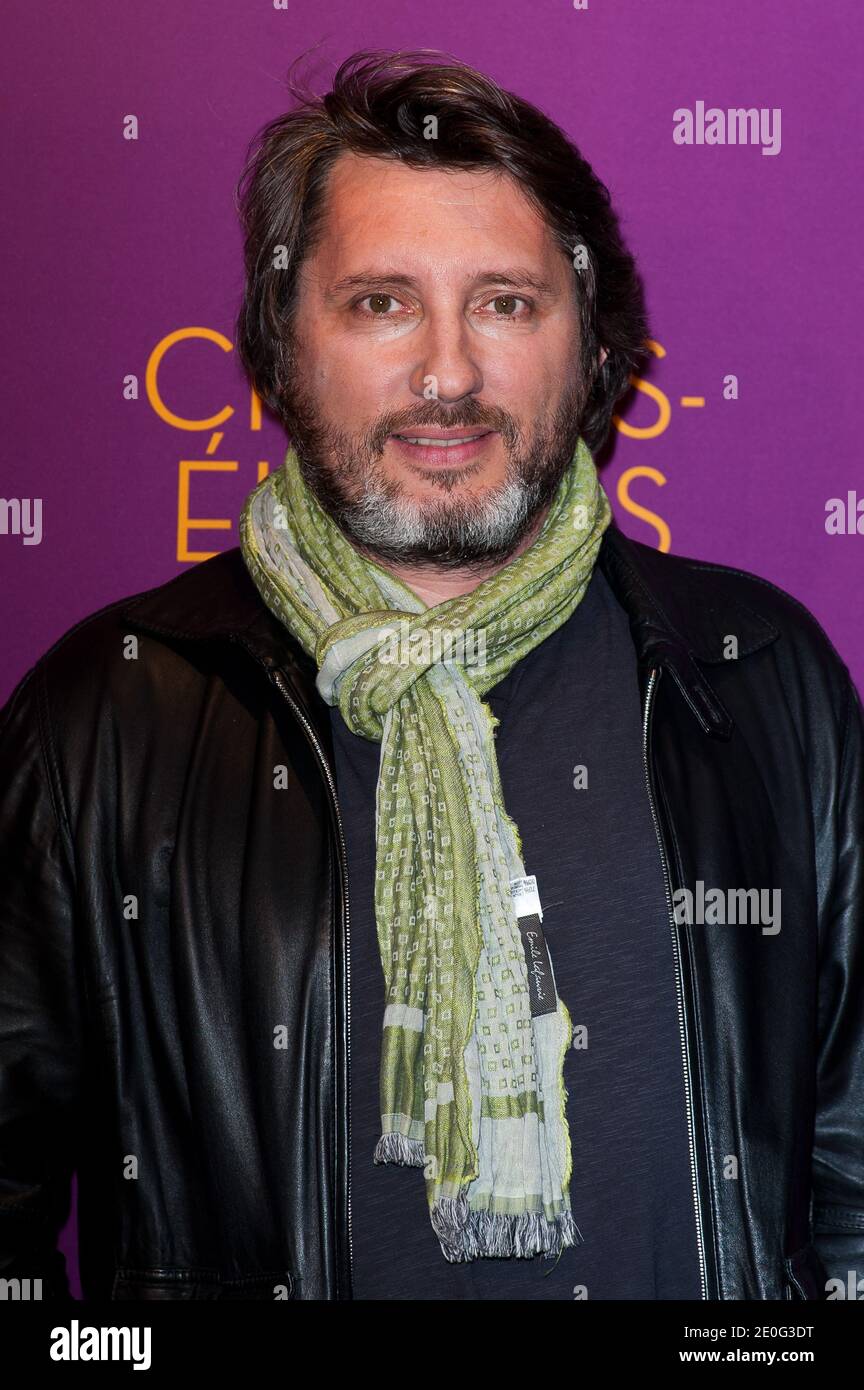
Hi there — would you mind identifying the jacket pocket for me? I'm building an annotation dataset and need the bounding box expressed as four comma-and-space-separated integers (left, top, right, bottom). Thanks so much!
782, 1243, 828, 1300
111, 1268, 295, 1300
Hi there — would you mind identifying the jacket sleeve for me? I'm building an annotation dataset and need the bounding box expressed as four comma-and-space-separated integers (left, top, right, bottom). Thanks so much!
811, 669, 864, 1286
0, 661, 81, 1299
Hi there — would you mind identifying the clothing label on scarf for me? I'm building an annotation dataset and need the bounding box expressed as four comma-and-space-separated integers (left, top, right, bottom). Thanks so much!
516, 914, 557, 1018
510, 874, 543, 922
511, 878, 555, 1018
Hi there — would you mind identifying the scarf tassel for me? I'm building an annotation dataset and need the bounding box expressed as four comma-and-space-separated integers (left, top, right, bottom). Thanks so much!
432, 1193, 583, 1264
375, 1135, 583, 1263
373, 1133, 425, 1166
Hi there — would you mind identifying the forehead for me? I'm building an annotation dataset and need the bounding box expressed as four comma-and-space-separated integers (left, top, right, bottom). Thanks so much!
306, 151, 564, 276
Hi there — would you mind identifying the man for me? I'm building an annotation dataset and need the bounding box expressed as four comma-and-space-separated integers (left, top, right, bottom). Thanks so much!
1, 49, 862, 1303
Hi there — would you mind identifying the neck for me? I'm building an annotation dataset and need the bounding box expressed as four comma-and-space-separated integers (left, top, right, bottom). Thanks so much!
358, 502, 552, 608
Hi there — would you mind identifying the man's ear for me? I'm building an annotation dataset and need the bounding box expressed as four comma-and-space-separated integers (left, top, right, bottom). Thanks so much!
598, 346, 608, 370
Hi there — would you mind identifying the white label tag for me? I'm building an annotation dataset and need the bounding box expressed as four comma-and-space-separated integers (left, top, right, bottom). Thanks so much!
510, 874, 543, 922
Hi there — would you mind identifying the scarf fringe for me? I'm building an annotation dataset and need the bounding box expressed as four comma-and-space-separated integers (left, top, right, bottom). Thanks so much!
375, 1136, 583, 1262
431, 1191, 583, 1263
374, 1132, 426, 1166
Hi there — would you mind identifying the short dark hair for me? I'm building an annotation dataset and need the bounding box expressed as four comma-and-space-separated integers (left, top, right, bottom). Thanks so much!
234, 48, 648, 456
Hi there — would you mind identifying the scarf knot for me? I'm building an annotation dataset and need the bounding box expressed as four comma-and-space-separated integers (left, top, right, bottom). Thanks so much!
317, 606, 501, 739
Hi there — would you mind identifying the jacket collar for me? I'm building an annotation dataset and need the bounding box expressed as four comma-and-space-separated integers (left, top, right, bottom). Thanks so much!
596, 522, 780, 738
120, 520, 780, 741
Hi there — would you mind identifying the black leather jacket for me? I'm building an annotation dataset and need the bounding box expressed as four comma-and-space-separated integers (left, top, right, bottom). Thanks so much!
1, 519, 862, 1301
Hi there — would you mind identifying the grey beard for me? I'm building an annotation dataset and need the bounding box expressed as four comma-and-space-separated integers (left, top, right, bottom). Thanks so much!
335, 472, 548, 567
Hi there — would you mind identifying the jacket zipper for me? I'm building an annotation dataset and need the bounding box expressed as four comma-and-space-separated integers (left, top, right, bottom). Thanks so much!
641, 664, 709, 1300
270, 668, 354, 1299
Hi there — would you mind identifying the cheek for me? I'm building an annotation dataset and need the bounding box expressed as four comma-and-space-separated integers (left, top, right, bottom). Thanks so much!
305, 350, 390, 425
513, 341, 577, 409
324, 344, 403, 411
487, 361, 549, 419
484, 331, 566, 393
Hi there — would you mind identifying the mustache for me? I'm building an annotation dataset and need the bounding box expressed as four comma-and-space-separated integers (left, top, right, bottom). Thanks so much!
369, 400, 517, 453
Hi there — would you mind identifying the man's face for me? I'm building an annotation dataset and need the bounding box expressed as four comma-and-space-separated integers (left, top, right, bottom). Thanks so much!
283, 152, 596, 569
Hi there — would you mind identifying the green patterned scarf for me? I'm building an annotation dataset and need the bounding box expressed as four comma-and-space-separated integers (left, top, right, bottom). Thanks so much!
239, 436, 612, 1262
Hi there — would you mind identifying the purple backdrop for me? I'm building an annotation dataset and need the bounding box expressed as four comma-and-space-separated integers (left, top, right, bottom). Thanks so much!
3, 0, 861, 1299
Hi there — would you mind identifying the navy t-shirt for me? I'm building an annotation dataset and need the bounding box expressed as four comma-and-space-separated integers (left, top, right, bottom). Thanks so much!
328, 565, 703, 1300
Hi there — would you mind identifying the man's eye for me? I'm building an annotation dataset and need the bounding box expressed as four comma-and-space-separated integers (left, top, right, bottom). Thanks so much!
356, 293, 401, 315
483, 294, 531, 318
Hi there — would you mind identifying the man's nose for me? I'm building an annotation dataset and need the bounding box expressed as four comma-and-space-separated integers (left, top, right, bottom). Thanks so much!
408, 312, 484, 404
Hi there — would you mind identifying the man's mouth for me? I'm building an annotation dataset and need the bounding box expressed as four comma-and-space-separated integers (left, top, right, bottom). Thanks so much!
392, 430, 493, 446
388, 429, 497, 467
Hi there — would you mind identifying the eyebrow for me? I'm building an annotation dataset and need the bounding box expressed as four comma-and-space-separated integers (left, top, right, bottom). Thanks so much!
324, 267, 558, 299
